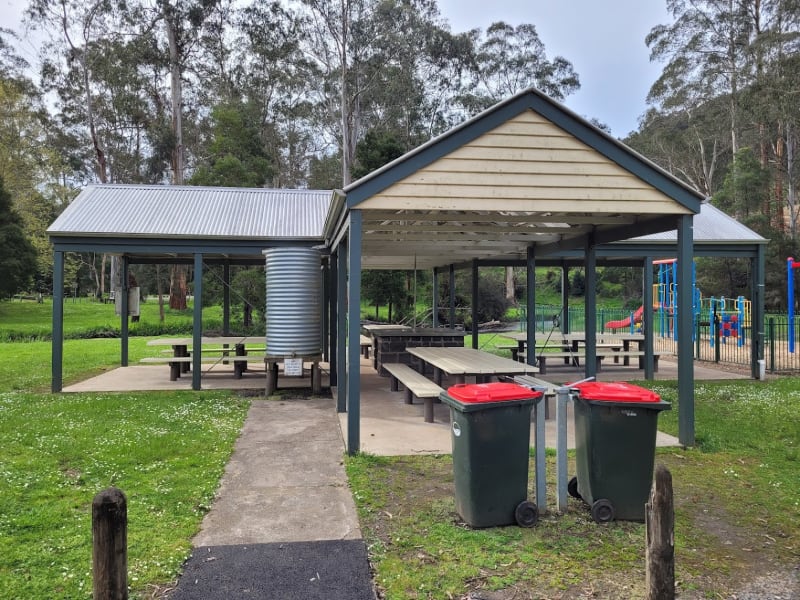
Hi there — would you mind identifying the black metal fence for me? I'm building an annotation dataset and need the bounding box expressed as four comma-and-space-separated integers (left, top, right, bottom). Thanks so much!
524, 306, 800, 374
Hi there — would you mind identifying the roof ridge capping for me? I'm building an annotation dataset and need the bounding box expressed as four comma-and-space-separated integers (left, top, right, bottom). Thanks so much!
85, 183, 332, 194
342, 85, 707, 211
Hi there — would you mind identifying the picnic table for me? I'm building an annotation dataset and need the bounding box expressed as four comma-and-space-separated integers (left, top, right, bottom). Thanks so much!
405, 346, 538, 385
143, 336, 266, 380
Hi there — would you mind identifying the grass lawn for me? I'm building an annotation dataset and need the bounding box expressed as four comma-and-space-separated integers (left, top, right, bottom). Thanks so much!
0, 339, 250, 599
347, 378, 800, 599
2, 299, 799, 598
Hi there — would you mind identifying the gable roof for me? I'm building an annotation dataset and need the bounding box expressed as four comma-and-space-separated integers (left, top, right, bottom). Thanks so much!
335, 86, 707, 269
344, 86, 706, 212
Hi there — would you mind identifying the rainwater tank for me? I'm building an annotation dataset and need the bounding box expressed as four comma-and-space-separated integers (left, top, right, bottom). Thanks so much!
264, 248, 322, 356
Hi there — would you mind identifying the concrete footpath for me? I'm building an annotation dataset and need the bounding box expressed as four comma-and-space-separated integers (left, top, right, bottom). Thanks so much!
167, 398, 376, 600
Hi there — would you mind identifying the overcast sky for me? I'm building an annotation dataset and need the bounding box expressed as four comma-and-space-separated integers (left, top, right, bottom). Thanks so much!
1, 0, 673, 138
437, 0, 673, 138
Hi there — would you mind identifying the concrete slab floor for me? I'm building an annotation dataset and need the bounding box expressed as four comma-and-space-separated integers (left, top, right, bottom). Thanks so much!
336, 356, 749, 456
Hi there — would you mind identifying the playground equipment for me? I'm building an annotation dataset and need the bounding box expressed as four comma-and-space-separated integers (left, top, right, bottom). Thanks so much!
788, 257, 800, 353
604, 259, 750, 346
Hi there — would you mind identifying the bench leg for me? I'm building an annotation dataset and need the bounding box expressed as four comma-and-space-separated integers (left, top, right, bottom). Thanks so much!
433, 367, 442, 387
390, 376, 399, 392
423, 398, 434, 423
538, 357, 547, 375
653, 356, 659, 373
510, 348, 519, 361
595, 356, 603, 372
405, 388, 413, 404
169, 362, 180, 381
176, 346, 190, 373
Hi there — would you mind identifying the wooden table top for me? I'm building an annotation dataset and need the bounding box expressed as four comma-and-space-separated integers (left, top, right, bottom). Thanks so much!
406, 346, 538, 376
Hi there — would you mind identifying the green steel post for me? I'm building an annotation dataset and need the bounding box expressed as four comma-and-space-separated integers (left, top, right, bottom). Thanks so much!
329, 251, 338, 388
347, 210, 363, 455
120, 257, 129, 367
192, 253, 203, 390
769, 318, 775, 373
223, 262, 230, 336
676, 214, 695, 446
584, 239, 597, 379
52, 250, 65, 392
644, 257, 654, 380
337, 245, 347, 411
432, 269, 439, 328
321, 262, 329, 362
471, 259, 479, 349
526, 247, 536, 367
561, 264, 570, 333
449, 264, 456, 328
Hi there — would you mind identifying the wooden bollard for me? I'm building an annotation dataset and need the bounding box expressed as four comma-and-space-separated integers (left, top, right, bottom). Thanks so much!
92, 487, 128, 600
646, 465, 674, 600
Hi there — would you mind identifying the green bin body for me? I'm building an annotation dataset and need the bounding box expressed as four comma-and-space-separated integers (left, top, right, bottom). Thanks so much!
572, 381, 671, 521
440, 383, 542, 528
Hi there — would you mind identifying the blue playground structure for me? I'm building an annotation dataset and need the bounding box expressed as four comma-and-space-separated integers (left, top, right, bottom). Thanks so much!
651, 259, 749, 347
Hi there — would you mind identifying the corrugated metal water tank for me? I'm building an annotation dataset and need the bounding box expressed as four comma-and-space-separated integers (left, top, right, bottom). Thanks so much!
264, 248, 322, 356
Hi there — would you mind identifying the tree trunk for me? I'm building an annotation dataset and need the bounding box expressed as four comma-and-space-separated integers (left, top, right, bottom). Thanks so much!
169, 265, 187, 310
505, 267, 515, 302
163, 1, 188, 310
164, 3, 184, 186
100, 254, 107, 296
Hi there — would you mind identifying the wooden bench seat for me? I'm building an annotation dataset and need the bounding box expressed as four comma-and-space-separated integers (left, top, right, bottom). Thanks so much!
383, 363, 444, 423
519, 350, 663, 374
360, 335, 372, 359
140, 355, 267, 380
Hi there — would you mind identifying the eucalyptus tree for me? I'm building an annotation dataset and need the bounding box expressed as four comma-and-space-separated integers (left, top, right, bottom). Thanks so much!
294, 0, 472, 186
646, 0, 756, 159
451, 20, 580, 302
458, 21, 579, 114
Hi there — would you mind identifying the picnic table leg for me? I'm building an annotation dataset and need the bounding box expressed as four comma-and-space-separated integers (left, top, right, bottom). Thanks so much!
234, 343, 246, 376
404, 388, 413, 404
623, 340, 631, 366
433, 367, 443, 387
538, 357, 547, 375
174, 345, 190, 373
169, 361, 180, 381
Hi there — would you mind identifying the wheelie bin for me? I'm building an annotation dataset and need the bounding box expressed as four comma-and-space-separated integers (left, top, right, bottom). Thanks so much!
440, 382, 543, 528
567, 381, 671, 523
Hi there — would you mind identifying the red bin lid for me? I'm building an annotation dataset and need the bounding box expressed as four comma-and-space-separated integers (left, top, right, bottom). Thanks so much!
447, 382, 542, 403
571, 381, 661, 403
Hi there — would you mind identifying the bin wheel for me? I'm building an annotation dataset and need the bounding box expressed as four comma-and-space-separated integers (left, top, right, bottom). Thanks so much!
567, 476, 580, 499
591, 499, 615, 523
515, 500, 539, 527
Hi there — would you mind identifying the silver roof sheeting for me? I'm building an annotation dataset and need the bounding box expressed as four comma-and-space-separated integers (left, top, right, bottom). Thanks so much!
625, 200, 767, 244
47, 185, 332, 240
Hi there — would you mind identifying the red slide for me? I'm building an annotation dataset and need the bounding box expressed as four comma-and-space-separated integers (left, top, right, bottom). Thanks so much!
605, 305, 644, 330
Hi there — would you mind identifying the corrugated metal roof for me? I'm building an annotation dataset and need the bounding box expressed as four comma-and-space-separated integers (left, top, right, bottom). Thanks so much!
47, 185, 333, 239
625, 200, 767, 243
